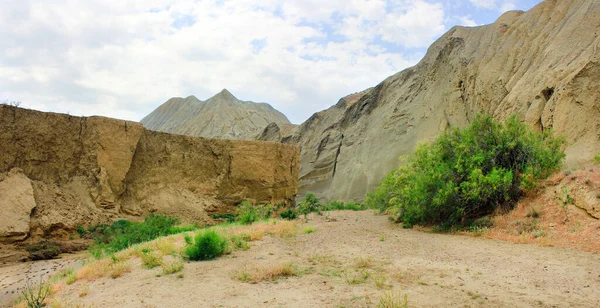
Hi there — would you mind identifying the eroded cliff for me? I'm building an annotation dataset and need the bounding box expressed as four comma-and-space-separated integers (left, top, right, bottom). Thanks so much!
0, 105, 299, 243
273, 0, 600, 202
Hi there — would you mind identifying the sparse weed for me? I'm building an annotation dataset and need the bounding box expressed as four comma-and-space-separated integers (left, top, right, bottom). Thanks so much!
377, 292, 409, 308
235, 263, 298, 283
161, 260, 184, 275
141, 251, 163, 269
343, 269, 371, 284
303, 226, 316, 234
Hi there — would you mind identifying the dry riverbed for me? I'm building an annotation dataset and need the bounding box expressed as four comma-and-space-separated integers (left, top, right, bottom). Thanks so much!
3, 211, 600, 307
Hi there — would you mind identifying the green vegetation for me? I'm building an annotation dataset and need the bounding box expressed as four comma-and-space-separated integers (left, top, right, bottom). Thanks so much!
26, 241, 61, 261
89, 214, 196, 258
279, 208, 299, 220
20, 278, 50, 308
322, 200, 372, 211
237, 201, 275, 224
367, 115, 565, 229
594, 154, 600, 165
298, 192, 322, 217
184, 230, 229, 261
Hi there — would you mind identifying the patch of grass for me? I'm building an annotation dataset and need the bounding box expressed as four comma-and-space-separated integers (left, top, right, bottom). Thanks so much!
377, 292, 409, 308
373, 273, 390, 289
235, 262, 298, 283
141, 251, 163, 269
89, 214, 196, 258
109, 261, 132, 279
343, 269, 371, 284
79, 284, 89, 298
322, 201, 373, 211
230, 234, 250, 251
303, 226, 316, 234
594, 154, 600, 165
185, 230, 228, 261
353, 256, 373, 269
161, 260, 184, 275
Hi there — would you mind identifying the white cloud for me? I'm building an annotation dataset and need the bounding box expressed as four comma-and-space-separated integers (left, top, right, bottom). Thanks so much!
1, 0, 446, 124
468, 0, 518, 12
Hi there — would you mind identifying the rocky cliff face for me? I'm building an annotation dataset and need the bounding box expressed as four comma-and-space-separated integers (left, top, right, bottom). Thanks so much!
0, 105, 299, 243
141, 89, 292, 140
269, 0, 600, 202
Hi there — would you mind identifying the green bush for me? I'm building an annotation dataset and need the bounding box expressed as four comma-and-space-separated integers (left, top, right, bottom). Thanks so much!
185, 230, 228, 261
322, 201, 370, 211
279, 208, 299, 220
366, 115, 565, 229
89, 214, 196, 257
298, 192, 322, 217
237, 201, 259, 224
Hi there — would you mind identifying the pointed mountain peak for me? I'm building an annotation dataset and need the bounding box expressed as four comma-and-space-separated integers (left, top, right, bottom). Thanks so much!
211, 88, 237, 101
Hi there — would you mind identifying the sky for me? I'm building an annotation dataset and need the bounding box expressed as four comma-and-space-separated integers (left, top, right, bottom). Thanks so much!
1, 0, 542, 124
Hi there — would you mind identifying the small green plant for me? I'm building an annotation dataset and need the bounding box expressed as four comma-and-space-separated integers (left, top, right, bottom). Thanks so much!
594, 154, 600, 165
560, 186, 573, 223
211, 213, 236, 223
279, 208, 299, 220
20, 277, 50, 308
76, 225, 87, 238
184, 234, 193, 245
230, 235, 250, 250
237, 201, 259, 225
303, 226, 316, 234
298, 192, 322, 218
185, 230, 228, 261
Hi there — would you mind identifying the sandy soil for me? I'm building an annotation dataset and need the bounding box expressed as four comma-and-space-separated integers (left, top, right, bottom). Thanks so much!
0, 253, 85, 307
23, 211, 600, 308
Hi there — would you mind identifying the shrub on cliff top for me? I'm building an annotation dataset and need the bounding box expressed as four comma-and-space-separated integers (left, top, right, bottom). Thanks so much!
366, 114, 565, 229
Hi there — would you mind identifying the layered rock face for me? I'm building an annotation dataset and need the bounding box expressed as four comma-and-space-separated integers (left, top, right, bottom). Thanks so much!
141, 89, 292, 140
0, 105, 299, 243
269, 0, 600, 202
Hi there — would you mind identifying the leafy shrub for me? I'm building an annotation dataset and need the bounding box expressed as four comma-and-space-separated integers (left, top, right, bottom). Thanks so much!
279, 208, 299, 220
89, 214, 196, 257
366, 115, 565, 229
298, 192, 322, 217
211, 213, 236, 223
237, 202, 275, 224
185, 230, 228, 261
76, 225, 87, 238
26, 241, 61, 260
237, 201, 259, 224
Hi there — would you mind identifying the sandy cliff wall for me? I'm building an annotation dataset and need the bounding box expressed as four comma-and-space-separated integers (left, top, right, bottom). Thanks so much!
0, 105, 299, 243
279, 0, 600, 202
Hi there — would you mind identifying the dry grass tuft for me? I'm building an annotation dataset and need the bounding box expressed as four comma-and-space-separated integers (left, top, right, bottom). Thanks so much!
234, 262, 298, 283
353, 256, 374, 269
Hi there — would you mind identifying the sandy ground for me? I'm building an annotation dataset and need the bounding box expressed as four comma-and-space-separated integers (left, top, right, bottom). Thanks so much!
15, 211, 599, 308
0, 253, 85, 307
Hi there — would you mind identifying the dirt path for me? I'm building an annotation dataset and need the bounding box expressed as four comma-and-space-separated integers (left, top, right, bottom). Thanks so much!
13, 211, 600, 307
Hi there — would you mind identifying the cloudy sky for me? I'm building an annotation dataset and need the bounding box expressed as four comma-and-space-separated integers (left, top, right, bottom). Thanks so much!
1, 0, 541, 124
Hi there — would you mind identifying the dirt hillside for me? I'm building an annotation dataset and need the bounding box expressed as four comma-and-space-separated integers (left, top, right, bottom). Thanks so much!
0, 105, 299, 244
270, 0, 600, 202
141, 89, 292, 140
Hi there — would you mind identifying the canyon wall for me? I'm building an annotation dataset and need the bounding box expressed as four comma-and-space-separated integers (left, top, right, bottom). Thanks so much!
0, 105, 299, 243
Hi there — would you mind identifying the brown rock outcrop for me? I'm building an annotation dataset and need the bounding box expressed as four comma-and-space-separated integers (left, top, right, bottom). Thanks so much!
0, 169, 36, 242
272, 0, 600, 202
0, 105, 299, 242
